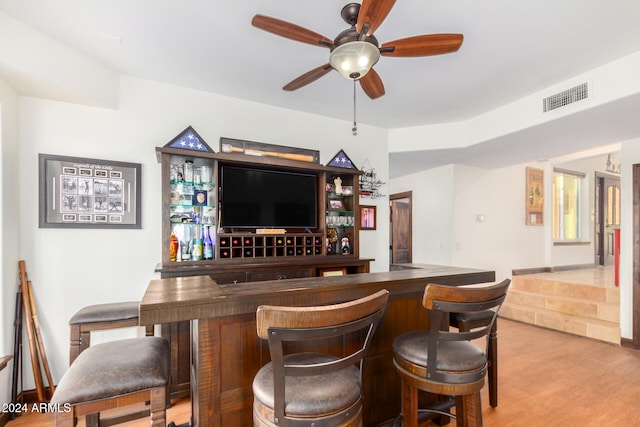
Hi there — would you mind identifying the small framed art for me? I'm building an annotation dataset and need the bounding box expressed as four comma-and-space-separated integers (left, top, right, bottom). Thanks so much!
360, 205, 376, 230
525, 167, 543, 225
329, 199, 344, 210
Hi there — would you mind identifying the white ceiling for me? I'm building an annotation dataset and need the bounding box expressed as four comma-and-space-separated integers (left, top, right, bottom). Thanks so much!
1, 0, 639, 176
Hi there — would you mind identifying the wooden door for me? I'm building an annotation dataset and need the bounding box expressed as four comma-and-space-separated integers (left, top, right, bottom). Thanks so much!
596, 174, 620, 266
390, 192, 412, 264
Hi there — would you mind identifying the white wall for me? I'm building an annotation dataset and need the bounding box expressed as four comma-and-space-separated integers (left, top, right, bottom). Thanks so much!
14, 76, 389, 388
389, 165, 455, 265
451, 164, 548, 281
0, 76, 19, 413
390, 162, 548, 279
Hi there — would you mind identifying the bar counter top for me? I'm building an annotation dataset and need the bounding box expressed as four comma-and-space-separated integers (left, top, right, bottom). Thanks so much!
139, 264, 496, 326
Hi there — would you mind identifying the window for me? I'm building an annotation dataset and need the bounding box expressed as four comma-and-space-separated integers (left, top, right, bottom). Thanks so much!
552, 169, 585, 240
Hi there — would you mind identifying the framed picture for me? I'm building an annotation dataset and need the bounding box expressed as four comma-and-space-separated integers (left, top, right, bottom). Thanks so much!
329, 199, 343, 210
360, 205, 376, 230
525, 167, 544, 225
39, 153, 141, 229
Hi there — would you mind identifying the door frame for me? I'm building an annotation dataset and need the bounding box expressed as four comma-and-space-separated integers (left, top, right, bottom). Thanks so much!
620, 164, 640, 349
624, 164, 640, 349
595, 172, 621, 266
390, 191, 412, 264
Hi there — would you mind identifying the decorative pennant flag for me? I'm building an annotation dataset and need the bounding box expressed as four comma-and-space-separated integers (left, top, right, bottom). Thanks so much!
164, 126, 214, 153
327, 149, 357, 169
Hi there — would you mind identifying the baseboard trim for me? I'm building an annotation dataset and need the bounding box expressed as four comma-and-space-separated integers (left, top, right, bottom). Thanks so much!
512, 267, 550, 276
512, 263, 597, 276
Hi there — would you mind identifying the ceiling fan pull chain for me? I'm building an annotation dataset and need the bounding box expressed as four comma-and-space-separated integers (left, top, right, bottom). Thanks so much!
352, 80, 358, 136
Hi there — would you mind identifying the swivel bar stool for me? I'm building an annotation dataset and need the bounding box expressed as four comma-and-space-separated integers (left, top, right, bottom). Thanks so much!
393, 279, 510, 427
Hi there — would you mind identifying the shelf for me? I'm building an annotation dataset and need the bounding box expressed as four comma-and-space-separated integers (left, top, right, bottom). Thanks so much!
170, 180, 215, 187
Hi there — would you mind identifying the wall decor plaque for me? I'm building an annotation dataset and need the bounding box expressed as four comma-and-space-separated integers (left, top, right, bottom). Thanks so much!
525, 167, 544, 225
39, 153, 141, 229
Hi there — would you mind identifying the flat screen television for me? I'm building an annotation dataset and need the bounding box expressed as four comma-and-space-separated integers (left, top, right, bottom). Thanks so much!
220, 165, 318, 229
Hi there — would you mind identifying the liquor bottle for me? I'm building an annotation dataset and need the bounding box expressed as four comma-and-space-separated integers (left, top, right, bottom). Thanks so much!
191, 237, 203, 261
203, 226, 213, 260
169, 232, 179, 262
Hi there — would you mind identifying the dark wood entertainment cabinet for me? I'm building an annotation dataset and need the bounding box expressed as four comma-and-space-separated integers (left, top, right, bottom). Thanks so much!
155, 143, 371, 398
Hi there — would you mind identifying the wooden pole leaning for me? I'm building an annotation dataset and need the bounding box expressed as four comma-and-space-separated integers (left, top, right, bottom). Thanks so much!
28, 280, 55, 399
18, 260, 46, 402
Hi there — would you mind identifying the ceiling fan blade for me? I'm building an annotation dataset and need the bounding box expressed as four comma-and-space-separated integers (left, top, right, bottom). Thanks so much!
283, 64, 333, 91
252, 14, 332, 47
381, 34, 464, 57
359, 68, 385, 99
356, 0, 397, 36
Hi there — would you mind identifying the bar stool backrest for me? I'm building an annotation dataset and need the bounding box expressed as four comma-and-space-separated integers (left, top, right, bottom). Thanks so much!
423, 279, 511, 384
255, 289, 389, 427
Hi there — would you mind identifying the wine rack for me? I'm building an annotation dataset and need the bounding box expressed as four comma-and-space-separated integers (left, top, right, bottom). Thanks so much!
217, 233, 324, 259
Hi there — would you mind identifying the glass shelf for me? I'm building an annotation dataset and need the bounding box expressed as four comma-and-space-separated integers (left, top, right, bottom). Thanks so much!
169, 203, 216, 208
170, 180, 215, 187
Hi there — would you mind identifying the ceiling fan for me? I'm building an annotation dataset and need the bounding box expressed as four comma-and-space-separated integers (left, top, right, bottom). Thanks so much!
251, 0, 463, 99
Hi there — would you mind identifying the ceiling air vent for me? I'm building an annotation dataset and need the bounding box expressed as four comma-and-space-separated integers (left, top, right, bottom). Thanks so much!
543, 82, 589, 113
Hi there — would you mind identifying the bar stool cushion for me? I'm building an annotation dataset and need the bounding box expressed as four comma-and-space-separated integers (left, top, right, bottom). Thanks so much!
393, 331, 486, 373
51, 337, 169, 405
253, 352, 361, 417
69, 301, 140, 325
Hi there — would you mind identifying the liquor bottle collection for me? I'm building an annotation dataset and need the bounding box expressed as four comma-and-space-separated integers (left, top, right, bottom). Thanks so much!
169, 159, 215, 262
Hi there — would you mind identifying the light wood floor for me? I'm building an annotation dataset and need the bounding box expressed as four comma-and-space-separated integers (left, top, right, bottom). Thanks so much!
7, 318, 640, 426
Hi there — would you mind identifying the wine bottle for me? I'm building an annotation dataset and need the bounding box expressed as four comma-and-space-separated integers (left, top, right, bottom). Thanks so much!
203, 226, 213, 260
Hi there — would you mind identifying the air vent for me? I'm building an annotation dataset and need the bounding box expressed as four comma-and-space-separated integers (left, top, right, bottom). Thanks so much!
543, 82, 589, 112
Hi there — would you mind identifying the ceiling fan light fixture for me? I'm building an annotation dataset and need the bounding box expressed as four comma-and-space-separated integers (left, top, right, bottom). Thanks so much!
329, 41, 380, 80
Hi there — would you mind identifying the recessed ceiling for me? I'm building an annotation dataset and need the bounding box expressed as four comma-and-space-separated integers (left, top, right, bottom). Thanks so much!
0, 0, 638, 176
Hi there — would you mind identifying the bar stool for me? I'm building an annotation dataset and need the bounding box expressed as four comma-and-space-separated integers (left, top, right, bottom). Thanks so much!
392, 279, 510, 427
69, 301, 154, 364
51, 337, 169, 427
252, 289, 389, 427
450, 310, 499, 407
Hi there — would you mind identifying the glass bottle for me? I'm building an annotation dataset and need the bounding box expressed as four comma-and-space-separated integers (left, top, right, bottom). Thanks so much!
203, 226, 213, 260
191, 236, 203, 261
169, 232, 179, 262
181, 226, 192, 261
191, 224, 202, 261
184, 160, 194, 183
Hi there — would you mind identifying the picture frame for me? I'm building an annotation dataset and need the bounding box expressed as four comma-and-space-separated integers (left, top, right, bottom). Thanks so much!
329, 199, 344, 210
525, 167, 544, 225
360, 205, 376, 230
39, 153, 141, 229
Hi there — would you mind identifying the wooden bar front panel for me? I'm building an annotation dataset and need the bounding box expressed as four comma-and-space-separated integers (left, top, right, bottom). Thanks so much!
191, 287, 435, 425
140, 266, 496, 427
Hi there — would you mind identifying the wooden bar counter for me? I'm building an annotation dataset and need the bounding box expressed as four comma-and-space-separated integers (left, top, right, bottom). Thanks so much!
139, 265, 495, 426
